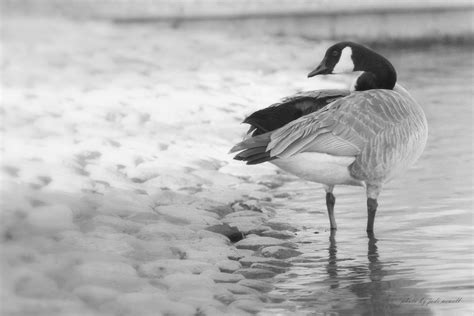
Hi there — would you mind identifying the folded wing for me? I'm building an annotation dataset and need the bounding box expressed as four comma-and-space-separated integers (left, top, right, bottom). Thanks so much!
232, 89, 414, 165
244, 89, 349, 136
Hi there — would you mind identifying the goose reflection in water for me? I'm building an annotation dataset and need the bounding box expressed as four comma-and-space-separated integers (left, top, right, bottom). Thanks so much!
317, 232, 434, 316
273, 232, 435, 316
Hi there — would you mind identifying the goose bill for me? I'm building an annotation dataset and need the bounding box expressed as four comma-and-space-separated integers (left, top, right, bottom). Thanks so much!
308, 59, 331, 77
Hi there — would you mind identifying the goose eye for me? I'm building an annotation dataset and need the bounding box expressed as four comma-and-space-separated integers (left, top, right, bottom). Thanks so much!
332, 50, 340, 57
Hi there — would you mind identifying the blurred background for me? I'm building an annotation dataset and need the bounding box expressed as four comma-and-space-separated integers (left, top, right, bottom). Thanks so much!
2, 0, 473, 42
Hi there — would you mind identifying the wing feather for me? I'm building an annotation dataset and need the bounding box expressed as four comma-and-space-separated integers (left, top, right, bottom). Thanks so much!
232, 88, 424, 167
243, 89, 350, 136
266, 89, 417, 158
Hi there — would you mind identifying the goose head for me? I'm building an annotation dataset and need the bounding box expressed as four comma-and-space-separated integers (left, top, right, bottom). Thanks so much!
308, 42, 397, 91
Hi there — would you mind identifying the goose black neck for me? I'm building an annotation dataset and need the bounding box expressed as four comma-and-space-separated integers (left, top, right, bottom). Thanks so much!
352, 49, 397, 91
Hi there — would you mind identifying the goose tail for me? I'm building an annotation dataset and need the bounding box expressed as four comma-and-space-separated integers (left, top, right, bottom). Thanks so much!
229, 133, 274, 165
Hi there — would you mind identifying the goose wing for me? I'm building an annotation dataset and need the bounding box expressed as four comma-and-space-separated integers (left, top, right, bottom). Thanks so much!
244, 89, 349, 136
232, 89, 416, 164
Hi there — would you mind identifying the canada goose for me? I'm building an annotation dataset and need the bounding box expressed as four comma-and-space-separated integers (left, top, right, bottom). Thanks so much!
230, 42, 428, 233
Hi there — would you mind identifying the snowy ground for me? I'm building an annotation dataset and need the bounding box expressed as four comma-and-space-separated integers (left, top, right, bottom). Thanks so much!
0, 17, 344, 315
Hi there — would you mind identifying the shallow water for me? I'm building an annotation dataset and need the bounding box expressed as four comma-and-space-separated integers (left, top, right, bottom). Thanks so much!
259, 45, 473, 315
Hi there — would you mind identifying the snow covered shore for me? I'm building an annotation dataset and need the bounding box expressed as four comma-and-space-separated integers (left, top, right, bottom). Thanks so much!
1, 17, 341, 315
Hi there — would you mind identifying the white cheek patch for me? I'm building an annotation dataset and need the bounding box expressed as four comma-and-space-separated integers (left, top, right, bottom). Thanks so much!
349, 71, 365, 91
333, 47, 354, 74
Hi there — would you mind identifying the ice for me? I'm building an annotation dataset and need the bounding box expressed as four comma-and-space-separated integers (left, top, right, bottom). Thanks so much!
137, 259, 218, 278
234, 268, 277, 279
237, 279, 274, 293
156, 205, 221, 227
103, 292, 195, 316
229, 298, 264, 313
96, 190, 153, 217
239, 256, 293, 267
260, 230, 295, 239
13, 268, 61, 298
163, 273, 216, 299
1, 16, 334, 315
74, 261, 143, 291
260, 246, 303, 259
28, 204, 75, 231
234, 235, 289, 250
250, 262, 287, 274
73, 285, 119, 306
91, 215, 142, 234
137, 222, 197, 241
203, 271, 245, 283
218, 283, 264, 298
126, 239, 176, 261
216, 259, 242, 273
206, 223, 244, 242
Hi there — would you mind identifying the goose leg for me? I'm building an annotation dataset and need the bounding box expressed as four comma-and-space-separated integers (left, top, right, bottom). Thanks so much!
324, 185, 337, 230
367, 198, 378, 232
366, 184, 382, 232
